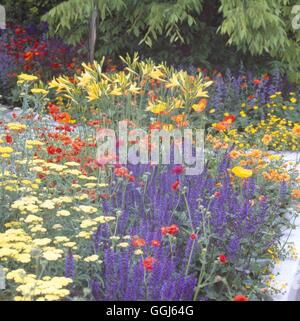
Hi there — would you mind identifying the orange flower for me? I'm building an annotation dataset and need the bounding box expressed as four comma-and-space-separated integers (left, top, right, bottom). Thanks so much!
55, 112, 71, 124
171, 114, 187, 126
212, 122, 227, 132
192, 99, 207, 113
233, 295, 248, 301
149, 121, 162, 130
292, 125, 300, 138
249, 150, 262, 158
114, 167, 129, 178
229, 150, 240, 159
131, 236, 146, 248
262, 134, 272, 145
292, 190, 300, 199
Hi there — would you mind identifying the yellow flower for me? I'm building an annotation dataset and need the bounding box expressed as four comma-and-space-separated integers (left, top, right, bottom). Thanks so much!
7, 123, 27, 131
290, 97, 297, 103
110, 87, 123, 96
147, 101, 167, 114
42, 251, 62, 261
134, 249, 143, 256
84, 255, 100, 263
232, 166, 253, 179
149, 68, 165, 81
128, 83, 141, 95
31, 88, 49, 95
118, 242, 129, 248
18, 74, 38, 82
56, 210, 71, 217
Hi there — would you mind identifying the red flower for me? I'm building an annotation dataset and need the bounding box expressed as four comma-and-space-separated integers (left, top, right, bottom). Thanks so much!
48, 103, 60, 115
47, 146, 57, 155
218, 254, 227, 264
131, 236, 146, 248
51, 63, 61, 69
233, 295, 248, 301
38, 173, 46, 180
214, 191, 221, 198
161, 227, 168, 236
171, 180, 180, 191
128, 175, 135, 182
23, 51, 33, 61
172, 165, 184, 175
190, 233, 197, 240
114, 167, 129, 178
151, 240, 161, 247
143, 257, 157, 271
253, 79, 261, 86
224, 114, 235, 123
5, 135, 13, 144
167, 224, 179, 235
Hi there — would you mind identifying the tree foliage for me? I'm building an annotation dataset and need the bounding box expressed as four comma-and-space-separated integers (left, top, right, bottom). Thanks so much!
39, 0, 300, 79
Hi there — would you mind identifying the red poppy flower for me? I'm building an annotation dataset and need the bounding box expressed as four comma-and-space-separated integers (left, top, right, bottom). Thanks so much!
143, 257, 157, 271
171, 180, 180, 191
128, 175, 135, 182
167, 224, 179, 235
253, 79, 261, 86
5, 135, 13, 144
218, 254, 227, 264
233, 295, 248, 301
190, 233, 197, 240
151, 240, 161, 247
161, 227, 168, 236
47, 146, 57, 155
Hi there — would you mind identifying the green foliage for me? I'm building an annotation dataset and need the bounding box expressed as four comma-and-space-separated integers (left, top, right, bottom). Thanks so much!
3, 0, 295, 80
2, 0, 62, 24
219, 0, 300, 81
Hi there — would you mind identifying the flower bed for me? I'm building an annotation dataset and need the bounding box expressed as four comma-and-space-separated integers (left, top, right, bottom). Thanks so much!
0, 57, 300, 301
